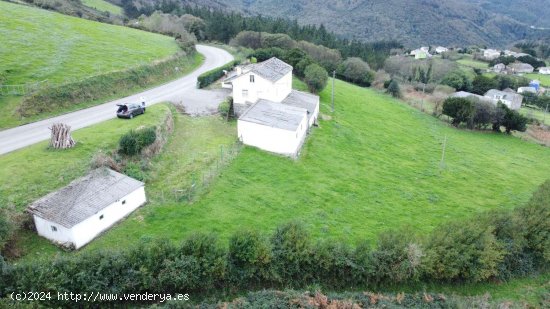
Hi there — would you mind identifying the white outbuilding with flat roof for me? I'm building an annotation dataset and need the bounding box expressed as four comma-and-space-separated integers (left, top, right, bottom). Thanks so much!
27, 169, 146, 249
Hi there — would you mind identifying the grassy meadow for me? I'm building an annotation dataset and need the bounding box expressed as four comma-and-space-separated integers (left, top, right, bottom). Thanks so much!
81, 0, 122, 15
525, 73, 550, 86
456, 56, 489, 70
0, 1, 188, 129
80, 79, 550, 250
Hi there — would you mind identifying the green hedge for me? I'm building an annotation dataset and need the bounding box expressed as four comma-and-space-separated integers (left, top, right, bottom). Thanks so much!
197, 60, 239, 88
1, 180, 548, 307
18, 52, 195, 117
119, 127, 157, 156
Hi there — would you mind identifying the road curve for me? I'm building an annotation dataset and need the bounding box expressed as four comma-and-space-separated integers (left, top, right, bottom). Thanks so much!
0, 45, 234, 155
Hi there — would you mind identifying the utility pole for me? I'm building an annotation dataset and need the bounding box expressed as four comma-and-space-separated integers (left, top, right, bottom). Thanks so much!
440, 135, 447, 169
544, 102, 549, 126
331, 70, 335, 113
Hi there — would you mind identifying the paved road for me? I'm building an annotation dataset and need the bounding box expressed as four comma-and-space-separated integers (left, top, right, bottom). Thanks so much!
0, 45, 234, 155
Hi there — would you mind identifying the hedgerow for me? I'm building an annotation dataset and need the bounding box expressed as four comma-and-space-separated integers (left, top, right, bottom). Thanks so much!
1, 180, 548, 307
196, 60, 239, 88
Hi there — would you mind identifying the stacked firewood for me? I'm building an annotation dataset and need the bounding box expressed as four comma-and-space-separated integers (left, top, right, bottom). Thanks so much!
49, 123, 76, 149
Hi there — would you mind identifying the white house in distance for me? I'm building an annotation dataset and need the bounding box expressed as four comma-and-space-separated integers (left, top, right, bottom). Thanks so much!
27, 169, 146, 249
483, 49, 501, 60
223, 57, 320, 157
539, 67, 550, 75
450, 90, 523, 110
434, 46, 448, 54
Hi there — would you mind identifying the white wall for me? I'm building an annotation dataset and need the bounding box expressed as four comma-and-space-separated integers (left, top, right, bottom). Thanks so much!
232, 72, 292, 104
34, 216, 73, 247
308, 102, 320, 127
70, 186, 146, 249
33, 186, 146, 249
238, 116, 308, 156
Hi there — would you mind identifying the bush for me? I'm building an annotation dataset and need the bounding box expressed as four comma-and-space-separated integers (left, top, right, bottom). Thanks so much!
441, 70, 472, 91
197, 60, 239, 88
0, 210, 12, 252
337, 57, 375, 86
502, 105, 527, 134
370, 229, 423, 284
271, 221, 313, 283
119, 127, 157, 156
424, 221, 505, 282
303, 63, 328, 93
442, 97, 474, 127
386, 80, 401, 98
228, 229, 273, 285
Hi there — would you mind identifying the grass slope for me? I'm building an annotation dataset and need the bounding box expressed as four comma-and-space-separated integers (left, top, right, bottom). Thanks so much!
0, 1, 179, 85
526, 73, 550, 87
93, 79, 550, 246
81, 0, 122, 15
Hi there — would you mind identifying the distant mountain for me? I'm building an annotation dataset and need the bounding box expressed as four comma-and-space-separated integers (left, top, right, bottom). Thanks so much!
204, 0, 550, 47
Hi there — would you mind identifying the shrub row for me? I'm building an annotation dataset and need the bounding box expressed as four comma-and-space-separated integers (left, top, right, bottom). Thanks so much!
18, 52, 196, 117
196, 60, 239, 88
1, 180, 548, 307
443, 97, 528, 133
119, 126, 157, 156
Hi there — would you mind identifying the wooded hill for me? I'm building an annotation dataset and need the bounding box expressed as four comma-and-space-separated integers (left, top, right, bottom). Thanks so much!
182, 0, 550, 48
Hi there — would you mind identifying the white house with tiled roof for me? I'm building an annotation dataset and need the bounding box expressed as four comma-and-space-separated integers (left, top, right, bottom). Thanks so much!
223, 57, 319, 157
27, 169, 146, 249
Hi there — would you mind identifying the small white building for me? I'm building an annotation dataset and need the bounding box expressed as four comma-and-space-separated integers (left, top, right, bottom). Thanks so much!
225, 57, 320, 157
508, 62, 534, 74
539, 67, 550, 75
27, 169, 146, 249
493, 63, 506, 73
518, 86, 537, 94
435, 46, 448, 54
484, 89, 523, 110
483, 49, 501, 60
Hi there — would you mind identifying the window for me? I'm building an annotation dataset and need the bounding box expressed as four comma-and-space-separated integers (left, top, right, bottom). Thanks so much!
99, 214, 104, 220
122, 200, 126, 205
250, 75, 255, 83
51, 225, 57, 232
242, 89, 249, 97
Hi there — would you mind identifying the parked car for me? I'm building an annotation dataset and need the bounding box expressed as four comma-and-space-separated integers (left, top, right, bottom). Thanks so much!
116, 103, 144, 119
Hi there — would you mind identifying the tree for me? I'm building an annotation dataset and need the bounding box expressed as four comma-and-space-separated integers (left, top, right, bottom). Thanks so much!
502, 105, 528, 134
442, 97, 474, 127
441, 71, 472, 91
472, 75, 498, 95
337, 57, 374, 86
303, 63, 328, 93
473, 100, 495, 129
386, 80, 401, 98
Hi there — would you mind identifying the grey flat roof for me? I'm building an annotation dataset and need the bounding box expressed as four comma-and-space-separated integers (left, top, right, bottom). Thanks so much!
225, 58, 292, 84
239, 100, 307, 131
28, 169, 144, 228
281, 90, 319, 122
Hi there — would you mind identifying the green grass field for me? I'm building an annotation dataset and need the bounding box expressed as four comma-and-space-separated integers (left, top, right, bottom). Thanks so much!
457, 56, 489, 70
81, 0, 122, 15
526, 73, 550, 87
0, 1, 179, 85
0, 1, 186, 129
83, 79, 550, 249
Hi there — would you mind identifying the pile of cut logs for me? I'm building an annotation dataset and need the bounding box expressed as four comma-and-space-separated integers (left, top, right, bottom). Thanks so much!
49, 123, 76, 149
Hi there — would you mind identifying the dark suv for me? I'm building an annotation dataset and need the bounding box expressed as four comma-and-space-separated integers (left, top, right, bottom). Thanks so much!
116, 103, 144, 119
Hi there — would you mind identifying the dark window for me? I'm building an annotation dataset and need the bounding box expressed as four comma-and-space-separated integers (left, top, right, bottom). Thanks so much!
122, 200, 126, 205
51, 226, 57, 232
99, 214, 104, 220
250, 75, 255, 83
